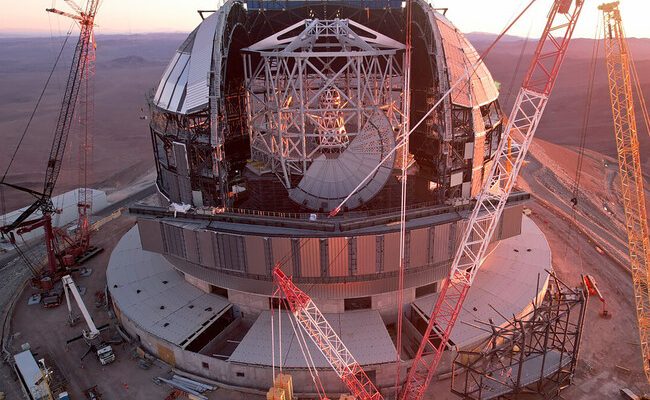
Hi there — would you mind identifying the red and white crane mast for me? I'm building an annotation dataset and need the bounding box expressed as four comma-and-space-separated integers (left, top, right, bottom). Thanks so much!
400, 1, 585, 399
273, 267, 382, 400
0, 0, 99, 277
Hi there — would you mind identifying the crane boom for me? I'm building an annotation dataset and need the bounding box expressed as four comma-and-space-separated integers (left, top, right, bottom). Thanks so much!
1, 1, 98, 234
43, 2, 97, 205
273, 267, 382, 400
62, 274, 99, 338
400, 1, 585, 398
599, 1, 650, 383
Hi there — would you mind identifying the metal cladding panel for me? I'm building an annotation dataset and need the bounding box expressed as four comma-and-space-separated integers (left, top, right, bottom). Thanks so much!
483, 159, 494, 186
154, 52, 181, 106
499, 204, 523, 240
172, 142, 193, 204
183, 228, 200, 264
328, 237, 348, 277
455, 218, 469, 249
356, 235, 376, 276
183, 11, 220, 113
217, 234, 247, 272
157, 53, 190, 110
162, 222, 187, 259
472, 109, 486, 197
382, 231, 400, 272
138, 218, 164, 253
409, 228, 429, 269
271, 237, 293, 275
178, 176, 193, 205
245, 236, 267, 276
300, 238, 321, 278
463, 34, 499, 106
433, 223, 451, 262
197, 230, 216, 267
435, 14, 499, 108
173, 142, 190, 176
168, 55, 190, 113
161, 168, 181, 203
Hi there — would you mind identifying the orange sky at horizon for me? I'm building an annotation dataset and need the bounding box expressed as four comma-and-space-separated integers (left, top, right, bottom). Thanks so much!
1, 1, 650, 39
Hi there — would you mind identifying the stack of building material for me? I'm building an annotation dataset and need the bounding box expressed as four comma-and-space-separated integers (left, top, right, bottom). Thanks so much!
158, 375, 215, 400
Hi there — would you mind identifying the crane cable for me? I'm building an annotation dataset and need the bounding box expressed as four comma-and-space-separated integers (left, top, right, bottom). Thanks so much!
329, 0, 538, 217
629, 43, 650, 139
0, 27, 74, 225
0, 29, 73, 185
395, 0, 413, 392
270, 1, 539, 395
269, 230, 361, 397
503, 22, 533, 108
567, 12, 601, 276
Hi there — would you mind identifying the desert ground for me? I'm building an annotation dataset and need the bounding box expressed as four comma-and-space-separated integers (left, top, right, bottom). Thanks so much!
2, 28, 650, 399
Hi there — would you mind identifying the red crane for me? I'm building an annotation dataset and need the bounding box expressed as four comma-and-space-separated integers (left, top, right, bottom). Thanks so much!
0, 0, 99, 278
273, 267, 382, 400
272, 2, 585, 399
400, 1, 585, 399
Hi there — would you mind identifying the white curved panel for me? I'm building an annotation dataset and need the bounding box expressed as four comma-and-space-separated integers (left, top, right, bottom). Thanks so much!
158, 53, 190, 110
182, 11, 221, 113
435, 13, 499, 108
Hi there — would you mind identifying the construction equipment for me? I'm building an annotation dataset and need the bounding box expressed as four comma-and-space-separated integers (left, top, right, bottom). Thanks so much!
401, 1, 585, 399
0, 0, 100, 283
599, 1, 650, 383
270, 2, 585, 398
273, 267, 382, 400
273, 374, 294, 400
82, 386, 102, 400
582, 274, 609, 317
62, 275, 115, 365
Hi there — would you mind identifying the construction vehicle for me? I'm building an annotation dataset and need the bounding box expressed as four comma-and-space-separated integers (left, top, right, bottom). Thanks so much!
273, 1, 585, 399
582, 274, 609, 317
599, 1, 650, 383
62, 275, 115, 365
0, 0, 100, 288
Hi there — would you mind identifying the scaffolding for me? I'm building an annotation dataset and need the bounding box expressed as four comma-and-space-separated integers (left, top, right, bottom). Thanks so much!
451, 273, 587, 400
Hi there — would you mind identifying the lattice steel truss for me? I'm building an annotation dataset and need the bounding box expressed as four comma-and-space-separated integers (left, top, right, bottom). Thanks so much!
451, 273, 587, 400
273, 267, 382, 400
243, 18, 405, 189
401, 2, 585, 398
600, 1, 650, 382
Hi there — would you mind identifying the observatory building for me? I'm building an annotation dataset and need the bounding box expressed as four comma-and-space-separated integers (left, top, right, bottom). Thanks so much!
107, 0, 551, 395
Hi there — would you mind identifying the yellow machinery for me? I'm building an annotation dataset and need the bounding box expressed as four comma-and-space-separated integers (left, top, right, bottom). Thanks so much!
267, 374, 293, 400
600, 1, 650, 382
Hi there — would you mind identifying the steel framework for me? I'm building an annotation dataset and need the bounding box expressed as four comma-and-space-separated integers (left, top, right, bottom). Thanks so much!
451, 273, 587, 400
273, 267, 382, 400
600, 1, 650, 382
401, 1, 585, 399
0, 0, 99, 277
244, 19, 404, 197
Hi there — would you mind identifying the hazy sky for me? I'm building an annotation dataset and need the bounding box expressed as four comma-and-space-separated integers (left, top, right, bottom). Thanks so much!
1, 1, 650, 39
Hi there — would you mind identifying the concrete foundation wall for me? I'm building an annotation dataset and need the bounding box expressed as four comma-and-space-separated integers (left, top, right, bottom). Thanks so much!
115, 299, 401, 395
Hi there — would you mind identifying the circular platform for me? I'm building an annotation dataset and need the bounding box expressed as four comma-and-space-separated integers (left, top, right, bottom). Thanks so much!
106, 215, 551, 394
